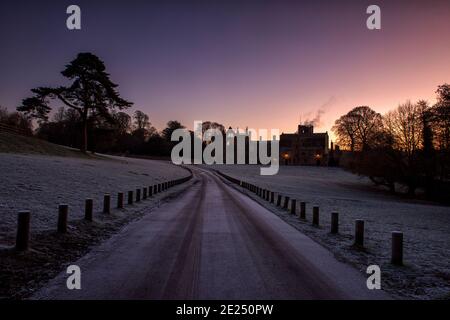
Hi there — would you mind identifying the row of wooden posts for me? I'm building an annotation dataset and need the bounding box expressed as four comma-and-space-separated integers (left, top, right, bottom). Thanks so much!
15, 174, 193, 252
216, 170, 404, 266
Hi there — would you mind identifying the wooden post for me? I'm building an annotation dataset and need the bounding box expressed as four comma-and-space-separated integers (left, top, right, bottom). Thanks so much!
103, 194, 111, 214
85, 199, 93, 221
300, 202, 306, 219
128, 191, 134, 205
148, 186, 153, 197
153, 185, 157, 194
355, 220, 364, 247
270, 192, 275, 203
291, 199, 297, 215
283, 196, 290, 210
158, 184, 161, 193
391, 231, 403, 265
331, 212, 339, 234
136, 189, 141, 202
312, 206, 319, 226
117, 192, 124, 208
58, 204, 68, 233
277, 194, 282, 206
143, 187, 147, 199
16, 211, 30, 251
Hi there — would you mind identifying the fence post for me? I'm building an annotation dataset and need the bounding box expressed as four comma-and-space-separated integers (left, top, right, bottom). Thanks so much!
85, 199, 93, 221
117, 192, 124, 208
153, 185, 157, 194
300, 202, 306, 219
136, 189, 141, 202
103, 194, 111, 214
143, 187, 147, 199
277, 194, 282, 206
312, 206, 319, 226
148, 186, 153, 197
270, 192, 274, 203
331, 212, 339, 234
283, 196, 290, 210
158, 184, 162, 193
58, 204, 68, 233
16, 211, 30, 251
291, 199, 297, 215
391, 231, 403, 265
128, 191, 134, 205
354, 220, 364, 247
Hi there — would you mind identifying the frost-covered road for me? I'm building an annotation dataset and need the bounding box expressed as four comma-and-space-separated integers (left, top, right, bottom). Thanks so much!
33, 168, 387, 299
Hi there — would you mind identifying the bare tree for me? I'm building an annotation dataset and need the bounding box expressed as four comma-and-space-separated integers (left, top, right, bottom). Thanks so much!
332, 106, 382, 151
384, 101, 423, 157
133, 110, 150, 131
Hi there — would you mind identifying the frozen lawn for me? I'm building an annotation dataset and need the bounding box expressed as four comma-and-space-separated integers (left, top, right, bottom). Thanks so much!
0, 153, 189, 244
210, 165, 450, 299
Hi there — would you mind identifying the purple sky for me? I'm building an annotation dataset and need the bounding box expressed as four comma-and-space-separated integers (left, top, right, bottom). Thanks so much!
1, 0, 449, 138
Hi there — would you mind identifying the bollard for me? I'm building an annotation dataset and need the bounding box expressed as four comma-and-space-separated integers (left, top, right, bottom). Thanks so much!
148, 186, 153, 197
136, 189, 141, 202
354, 220, 364, 247
153, 185, 157, 194
391, 231, 403, 265
103, 194, 111, 214
270, 192, 274, 203
312, 206, 319, 226
85, 199, 93, 221
117, 192, 124, 208
291, 199, 297, 215
262, 189, 266, 199
283, 196, 290, 210
16, 211, 30, 251
277, 195, 282, 206
128, 191, 134, 205
143, 187, 147, 199
266, 190, 270, 201
158, 184, 162, 193
300, 202, 306, 219
57, 204, 68, 233
330, 212, 339, 234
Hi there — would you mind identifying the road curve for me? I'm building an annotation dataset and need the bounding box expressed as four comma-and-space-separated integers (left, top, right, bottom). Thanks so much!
32, 168, 388, 300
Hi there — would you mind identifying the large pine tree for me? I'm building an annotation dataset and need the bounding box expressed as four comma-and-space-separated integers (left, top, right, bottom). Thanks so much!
18, 52, 133, 153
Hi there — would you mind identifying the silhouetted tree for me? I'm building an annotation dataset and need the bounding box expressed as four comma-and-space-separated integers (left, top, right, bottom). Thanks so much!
0, 105, 33, 134
162, 120, 185, 142
133, 110, 150, 131
332, 106, 382, 151
18, 52, 133, 153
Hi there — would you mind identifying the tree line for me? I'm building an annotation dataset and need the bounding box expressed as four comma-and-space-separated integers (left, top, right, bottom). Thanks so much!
332, 84, 450, 202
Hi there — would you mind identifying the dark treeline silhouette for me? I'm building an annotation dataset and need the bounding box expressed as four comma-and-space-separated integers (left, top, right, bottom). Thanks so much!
0, 106, 33, 135
333, 84, 450, 203
37, 108, 185, 157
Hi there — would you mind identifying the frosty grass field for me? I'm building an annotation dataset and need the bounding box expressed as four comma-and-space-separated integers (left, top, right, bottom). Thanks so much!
1, 152, 449, 299
210, 164, 450, 299
0, 153, 189, 243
